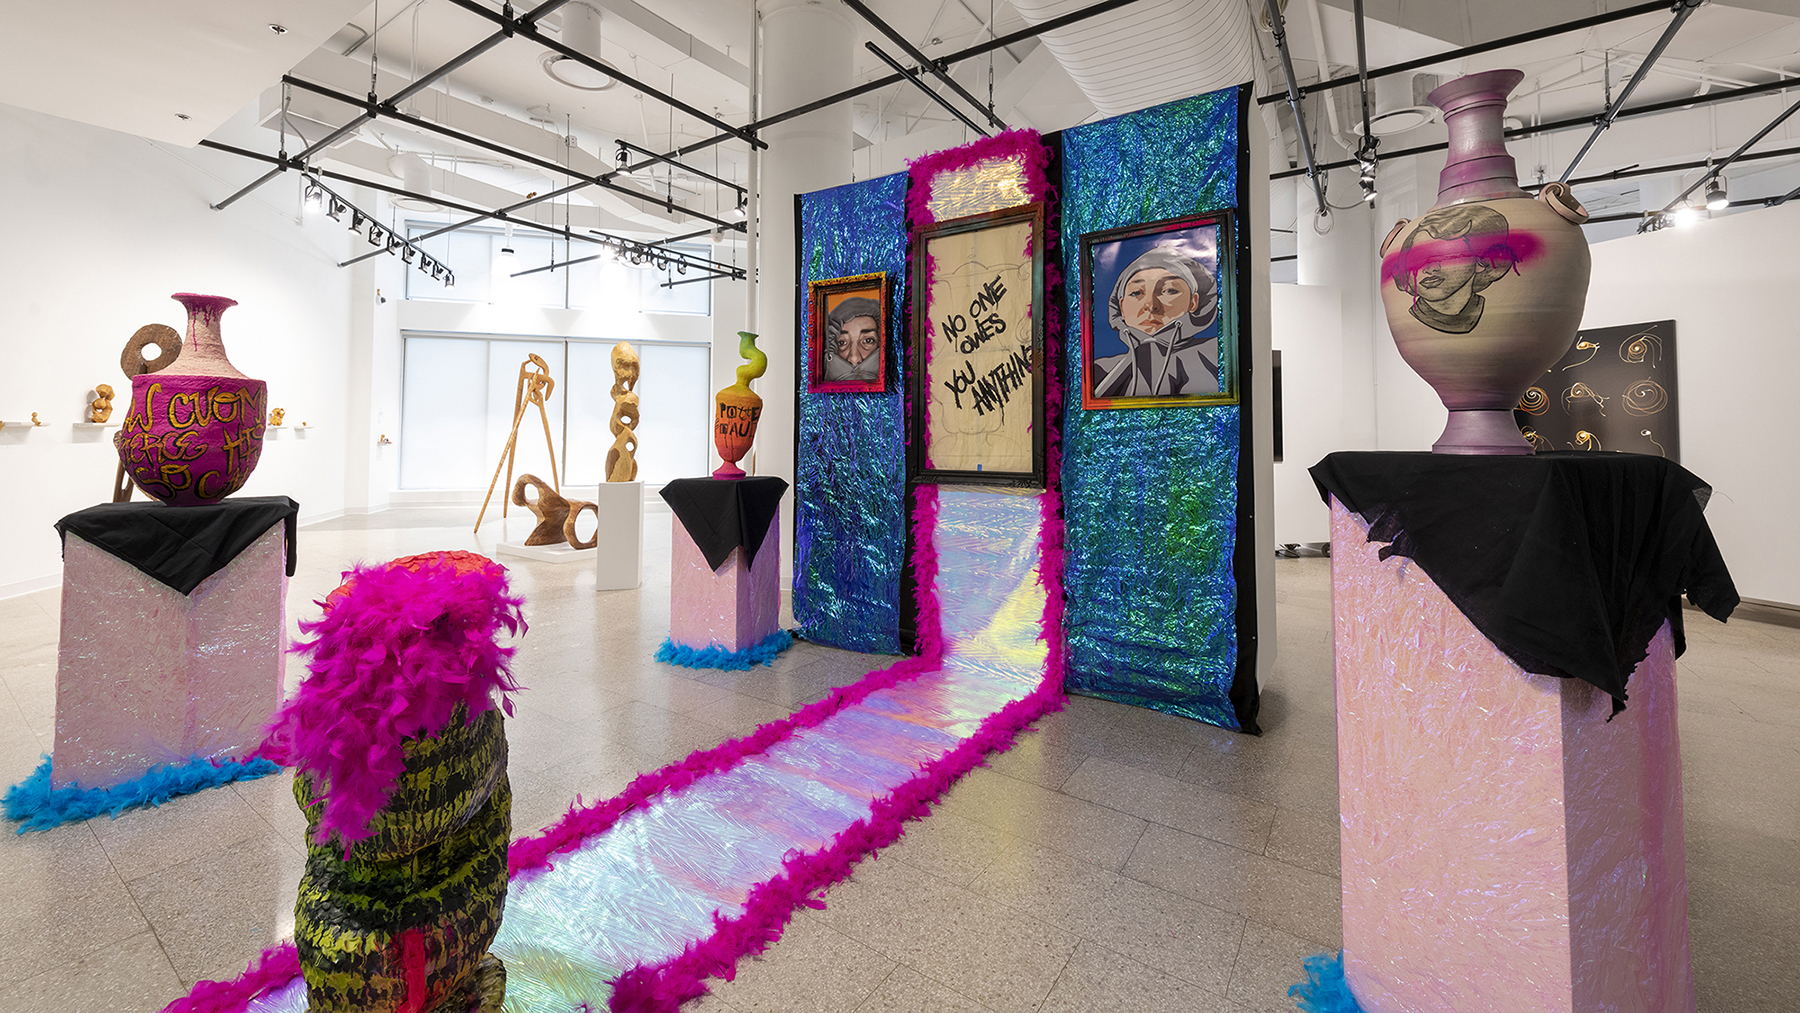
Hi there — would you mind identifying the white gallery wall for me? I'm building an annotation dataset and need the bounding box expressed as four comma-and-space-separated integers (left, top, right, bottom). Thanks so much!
0, 101, 358, 597
1270, 284, 1343, 545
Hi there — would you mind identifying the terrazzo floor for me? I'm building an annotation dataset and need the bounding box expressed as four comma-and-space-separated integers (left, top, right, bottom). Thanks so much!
0, 504, 1793, 1012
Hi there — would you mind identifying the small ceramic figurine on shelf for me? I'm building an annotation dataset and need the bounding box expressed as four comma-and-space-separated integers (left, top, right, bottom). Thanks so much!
270, 408, 286, 426
713, 331, 765, 479
606, 343, 641, 483
89, 385, 114, 423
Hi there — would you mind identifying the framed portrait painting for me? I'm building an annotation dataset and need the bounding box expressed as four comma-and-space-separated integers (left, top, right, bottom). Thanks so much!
807, 272, 891, 393
1080, 209, 1238, 410
910, 202, 1046, 487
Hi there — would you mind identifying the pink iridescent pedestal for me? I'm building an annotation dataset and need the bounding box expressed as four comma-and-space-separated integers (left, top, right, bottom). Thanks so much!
52, 526, 287, 790
669, 507, 779, 652
1331, 499, 1694, 1013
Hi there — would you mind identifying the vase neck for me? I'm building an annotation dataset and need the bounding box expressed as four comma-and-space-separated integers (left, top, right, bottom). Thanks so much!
170, 293, 247, 378
1429, 70, 1528, 204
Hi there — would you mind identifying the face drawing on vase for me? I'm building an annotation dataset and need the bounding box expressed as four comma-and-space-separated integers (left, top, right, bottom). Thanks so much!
822, 296, 883, 383
1394, 204, 1518, 335
1093, 245, 1220, 399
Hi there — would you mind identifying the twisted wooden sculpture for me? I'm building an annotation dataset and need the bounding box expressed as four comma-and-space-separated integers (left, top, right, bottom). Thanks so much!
606, 343, 640, 482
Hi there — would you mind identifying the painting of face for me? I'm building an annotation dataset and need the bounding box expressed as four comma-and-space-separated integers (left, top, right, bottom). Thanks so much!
808, 274, 890, 393
1392, 204, 1517, 335
836, 315, 880, 366
1119, 268, 1200, 336
1080, 212, 1235, 408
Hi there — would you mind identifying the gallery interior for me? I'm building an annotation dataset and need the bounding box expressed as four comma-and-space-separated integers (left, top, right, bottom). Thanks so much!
0, 0, 1795, 1011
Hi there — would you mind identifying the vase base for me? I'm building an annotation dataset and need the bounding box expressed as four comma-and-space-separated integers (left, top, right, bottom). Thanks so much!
712, 463, 747, 479
1433, 409, 1534, 456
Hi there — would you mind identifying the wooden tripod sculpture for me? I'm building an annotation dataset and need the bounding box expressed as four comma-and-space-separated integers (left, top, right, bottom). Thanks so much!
475, 354, 559, 532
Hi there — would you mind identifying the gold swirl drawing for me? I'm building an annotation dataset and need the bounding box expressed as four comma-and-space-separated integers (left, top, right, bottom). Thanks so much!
1640, 429, 1666, 457
1623, 378, 1667, 416
1520, 426, 1552, 452
1572, 430, 1602, 451
1562, 340, 1599, 369
1516, 386, 1549, 414
1620, 331, 1663, 367
1563, 381, 1608, 416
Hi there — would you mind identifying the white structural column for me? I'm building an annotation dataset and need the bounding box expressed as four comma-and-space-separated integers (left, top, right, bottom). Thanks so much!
753, 0, 853, 579
1296, 167, 1379, 450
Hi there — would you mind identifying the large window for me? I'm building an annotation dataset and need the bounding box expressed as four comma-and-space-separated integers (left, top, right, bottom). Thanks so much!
403, 224, 712, 316
399, 335, 710, 489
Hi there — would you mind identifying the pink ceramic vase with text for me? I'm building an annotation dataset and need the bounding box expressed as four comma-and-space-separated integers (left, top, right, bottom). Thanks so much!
114, 293, 268, 504
1380, 69, 1592, 454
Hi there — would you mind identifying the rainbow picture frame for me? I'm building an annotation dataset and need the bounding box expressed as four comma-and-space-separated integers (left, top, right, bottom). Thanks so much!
1080, 209, 1239, 410
807, 272, 891, 394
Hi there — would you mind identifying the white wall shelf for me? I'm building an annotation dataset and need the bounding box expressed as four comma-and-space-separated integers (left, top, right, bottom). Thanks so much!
72, 422, 122, 430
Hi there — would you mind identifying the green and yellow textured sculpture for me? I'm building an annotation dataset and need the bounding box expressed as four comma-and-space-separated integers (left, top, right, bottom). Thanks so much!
712, 331, 765, 479
268, 550, 522, 1013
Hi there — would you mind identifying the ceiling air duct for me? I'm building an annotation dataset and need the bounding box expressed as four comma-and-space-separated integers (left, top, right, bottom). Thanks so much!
543, 3, 616, 91
1337, 72, 1443, 138
389, 153, 442, 211
1006, 0, 1256, 118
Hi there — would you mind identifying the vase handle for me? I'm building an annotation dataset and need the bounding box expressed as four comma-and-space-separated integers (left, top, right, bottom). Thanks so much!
1538, 182, 1590, 224
1380, 219, 1411, 257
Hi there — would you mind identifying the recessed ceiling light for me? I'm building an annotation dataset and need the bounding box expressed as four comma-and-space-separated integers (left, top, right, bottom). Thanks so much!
541, 52, 615, 91
269, 24, 288, 35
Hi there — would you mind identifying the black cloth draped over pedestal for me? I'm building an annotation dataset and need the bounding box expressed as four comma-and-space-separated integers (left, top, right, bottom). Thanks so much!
659, 477, 789, 571
55, 496, 300, 596
1309, 452, 1737, 711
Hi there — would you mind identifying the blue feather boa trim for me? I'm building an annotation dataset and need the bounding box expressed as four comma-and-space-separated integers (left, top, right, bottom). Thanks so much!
2, 754, 282, 833
1290, 951, 1368, 1013
655, 630, 795, 671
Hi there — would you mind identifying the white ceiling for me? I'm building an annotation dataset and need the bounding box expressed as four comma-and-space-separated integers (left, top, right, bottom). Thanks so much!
2, 0, 1798, 243
0, 0, 369, 145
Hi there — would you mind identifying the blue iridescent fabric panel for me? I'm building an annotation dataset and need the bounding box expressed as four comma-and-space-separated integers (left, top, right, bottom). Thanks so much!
1058, 89, 1246, 729
793, 173, 910, 655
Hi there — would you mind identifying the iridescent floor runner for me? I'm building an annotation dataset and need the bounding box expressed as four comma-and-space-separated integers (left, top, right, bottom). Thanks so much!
203, 488, 1056, 1013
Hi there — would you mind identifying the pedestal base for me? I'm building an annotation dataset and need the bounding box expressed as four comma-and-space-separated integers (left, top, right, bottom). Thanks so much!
495, 541, 597, 564
1432, 408, 1534, 455
669, 507, 780, 653
53, 527, 287, 790
1331, 500, 1694, 1013
595, 480, 643, 590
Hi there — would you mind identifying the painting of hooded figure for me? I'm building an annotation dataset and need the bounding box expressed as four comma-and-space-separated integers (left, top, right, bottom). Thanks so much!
1392, 203, 1518, 335
1091, 245, 1221, 399
819, 295, 883, 384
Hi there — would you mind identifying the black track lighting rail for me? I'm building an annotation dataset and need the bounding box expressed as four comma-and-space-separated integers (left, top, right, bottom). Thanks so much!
839, 0, 1006, 132
614, 139, 747, 198
866, 43, 991, 138
1254, 0, 1679, 107
436, 0, 765, 150
199, 139, 744, 279
1271, 73, 1800, 182
1559, 0, 1702, 183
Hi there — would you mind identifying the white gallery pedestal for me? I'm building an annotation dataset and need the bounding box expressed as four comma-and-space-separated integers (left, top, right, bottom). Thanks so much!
495, 541, 597, 565
595, 480, 644, 590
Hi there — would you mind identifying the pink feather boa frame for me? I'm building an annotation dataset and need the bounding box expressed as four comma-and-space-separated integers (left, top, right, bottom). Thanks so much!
261, 551, 525, 854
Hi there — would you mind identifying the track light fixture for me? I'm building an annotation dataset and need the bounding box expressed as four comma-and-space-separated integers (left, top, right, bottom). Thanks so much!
615, 140, 631, 174
1705, 175, 1728, 211
1355, 140, 1378, 206
732, 192, 747, 220
301, 172, 452, 286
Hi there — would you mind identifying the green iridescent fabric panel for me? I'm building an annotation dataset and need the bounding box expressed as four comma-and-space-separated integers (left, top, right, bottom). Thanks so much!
1058, 88, 1246, 729
793, 173, 911, 654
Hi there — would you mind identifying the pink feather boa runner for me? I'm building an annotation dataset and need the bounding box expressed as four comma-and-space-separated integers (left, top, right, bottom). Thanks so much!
261, 550, 525, 852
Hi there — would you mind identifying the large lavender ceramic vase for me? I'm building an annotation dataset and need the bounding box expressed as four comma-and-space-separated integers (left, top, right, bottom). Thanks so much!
1380, 70, 1591, 454
115, 294, 268, 504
